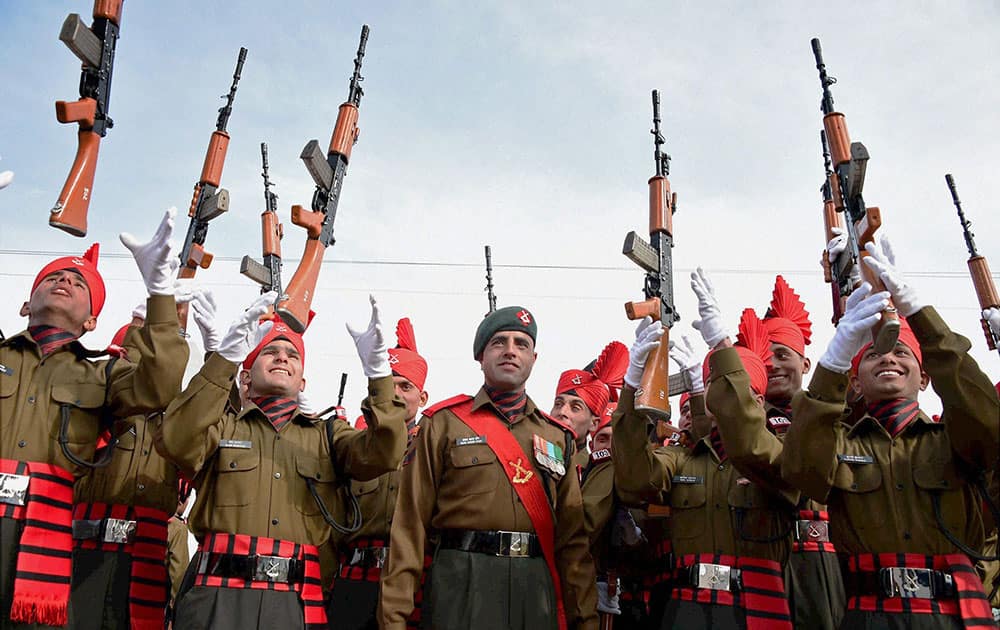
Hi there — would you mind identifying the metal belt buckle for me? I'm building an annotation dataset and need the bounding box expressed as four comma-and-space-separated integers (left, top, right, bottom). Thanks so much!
795, 519, 829, 542
497, 531, 531, 558
692, 562, 735, 592
350, 547, 388, 569
254, 555, 292, 583
102, 518, 136, 544
0, 472, 29, 507
881, 567, 935, 599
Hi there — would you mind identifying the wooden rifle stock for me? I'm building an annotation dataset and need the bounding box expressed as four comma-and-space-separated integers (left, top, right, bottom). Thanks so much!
969, 256, 1000, 350
50, 127, 101, 237
277, 205, 326, 332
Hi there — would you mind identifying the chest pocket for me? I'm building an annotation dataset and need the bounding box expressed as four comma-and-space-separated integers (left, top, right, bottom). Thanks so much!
350, 478, 381, 496
832, 459, 885, 528
913, 460, 967, 533
51, 383, 106, 444
449, 443, 499, 497
0, 356, 17, 398
296, 456, 340, 517
214, 446, 261, 507
670, 477, 707, 540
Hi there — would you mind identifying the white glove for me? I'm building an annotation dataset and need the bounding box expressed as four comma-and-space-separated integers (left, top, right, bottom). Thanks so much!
827, 227, 861, 286
217, 292, 278, 363
131, 301, 147, 322
346, 295, 390, 379
863, 234, 924, 317
669, 335, 704, 394
624, 316, 664, 389
984, 308, 1000, 340
120, 208, 179, 296
297, 390, 317, 415
596, 579, 621, 616
690, 267, 731, 347
0, 171, 12, 191
186, 289, 221, 352
818, 283, 891, 372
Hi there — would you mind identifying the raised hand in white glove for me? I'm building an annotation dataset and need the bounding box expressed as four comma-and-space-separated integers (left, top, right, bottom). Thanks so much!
827, 226, 861, 286
217, 292, 278, 363
983, 307, 1000, 340
131, 301, 147, 322
818, 283, 891, 373
297, 390, 318, 415
669, 335, 705, 394
120, 208, 179, 296
346, 295, 390, 379
863, 234, 924, 317
596, 579, 621, 616
690, 267, 731, 348
624, 316, 664, 389
186, 289, 221, 352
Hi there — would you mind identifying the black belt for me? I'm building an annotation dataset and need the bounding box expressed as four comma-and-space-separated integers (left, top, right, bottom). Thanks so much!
198, 552, 305, 584
439, 529, 542, 558
844, 567, 955, 600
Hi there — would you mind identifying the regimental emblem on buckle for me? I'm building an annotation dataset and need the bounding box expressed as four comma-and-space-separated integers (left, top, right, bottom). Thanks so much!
0, 473, 29, 506
795, 519, 829, 542
497, 531, 531, 558
510, 458, 534, 484
881, 567, 935, 599
103, 518, 136, 544
693, 562, 736, 592
254, 555, 291, 582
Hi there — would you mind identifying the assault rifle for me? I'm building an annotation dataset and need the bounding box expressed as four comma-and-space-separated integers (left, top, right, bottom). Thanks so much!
812, 38, 899, 354
50, 0, 124, 237
177, 47, 247, 331
819, 130, 846, 324
240, 142, 284, 298
623, 90, 681, 421
484, 245, 497, 315
945, 174, 1000, 352
276, 25, 369, 333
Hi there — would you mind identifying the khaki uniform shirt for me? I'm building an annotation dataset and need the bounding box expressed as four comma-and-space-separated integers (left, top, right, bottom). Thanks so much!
380, 387, 599, 630
781, 306, 1000, 555
1, 295, 188, 477
166, 516, 191, 603
154, 352, 407, 548
345, 468, 402, 544
613, 388, 795, 564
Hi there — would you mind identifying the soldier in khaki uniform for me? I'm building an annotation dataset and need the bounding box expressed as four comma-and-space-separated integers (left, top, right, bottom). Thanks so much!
782, 236, 1000, 629
379, 306, 599, 630
156, 294, 407, 629
327, 317, 429, 630
550, 341, 628, 479
1, 209, 189, 629
613, 281, 796, 630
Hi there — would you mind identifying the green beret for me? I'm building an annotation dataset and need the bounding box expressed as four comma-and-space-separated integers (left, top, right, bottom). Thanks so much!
473, 306, 538, 360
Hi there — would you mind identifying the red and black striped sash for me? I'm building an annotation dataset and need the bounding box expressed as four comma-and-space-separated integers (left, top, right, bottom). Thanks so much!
673, 553, 791, 630
251, 396, 298, 432
0, 459, 74, 626
28, 325, 78, 356
867, 398, 920, 437
338, 536, 387, 583
404, 553, 433, 629
72, 502, 169, 630
793, 509, 836, 554
709, 426, 727, 461
846, 553, 995, 629
643, 537, 675, 587
195, 533, 326, 629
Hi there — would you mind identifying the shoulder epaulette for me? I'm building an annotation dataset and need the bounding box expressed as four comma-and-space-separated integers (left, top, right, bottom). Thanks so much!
539, 409, 576, 437
423, 394, 473, 417
590, 448, 612, 464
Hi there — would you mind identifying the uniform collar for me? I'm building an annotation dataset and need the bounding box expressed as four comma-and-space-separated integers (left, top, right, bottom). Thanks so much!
3, 328, 93, 359
847, 408, 937, 438
471, 385, 538, 425
691, 433, 726, 464
238, 398, 316, 428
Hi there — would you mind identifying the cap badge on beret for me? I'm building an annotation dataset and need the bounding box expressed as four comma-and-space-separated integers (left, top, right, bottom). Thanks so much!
71, 257, 86, 266
517, 310, 532, 325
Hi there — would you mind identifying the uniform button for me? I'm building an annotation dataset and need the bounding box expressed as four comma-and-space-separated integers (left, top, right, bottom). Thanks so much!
276, 436, 281, 440
274, 472, 281, 479
718, 464, 724, 471
895, 483, 904, 490
389, 485, 395, 491
903, 532, 911, 540
271, 518, 279, 525
316, 473, 321, 480
850, 483, 858, 490
17, 440, 26, 447
472, 457, 479, 464
683, 500, 689, 506
229, 462, 237, 469
27, 397, 35, 404
138, 484, 145, 491
715, 503, 721, 508
142, 450, 149, 455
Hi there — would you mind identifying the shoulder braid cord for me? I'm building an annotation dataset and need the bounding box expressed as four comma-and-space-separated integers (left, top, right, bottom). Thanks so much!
306, 415, 363, 535
59, 356, 119, 469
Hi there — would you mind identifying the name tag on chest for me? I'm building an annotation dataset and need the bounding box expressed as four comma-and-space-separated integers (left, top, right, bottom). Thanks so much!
672, 475, 704, 485
837, 454, 874, 464
455, 435, 487, 447
220, 439, 253, 450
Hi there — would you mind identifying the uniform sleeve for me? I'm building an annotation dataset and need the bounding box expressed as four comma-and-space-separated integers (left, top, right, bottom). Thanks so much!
380, 412, 442, 630
581, 461, 615, 548
782, 365, 850, 503
330, 375, 408, 481
908, 306, 1000, 470
154, 351, 235, 480
106, 295, 190, 415
166, 518, 191, 604
612, 387, 684, 505
555, 439, 599, 630
708, 348, 799, 503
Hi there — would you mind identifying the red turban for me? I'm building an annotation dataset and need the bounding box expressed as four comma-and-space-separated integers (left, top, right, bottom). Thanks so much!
679, 391, 692, 410
591, 402, 616, 437
850, 317, 922, 375
555, 341, 628, 416
704, 309, 773, 396
32, 243, 106, 317
388, 318, 428, 390
762, 275, 812, 356
243, 316, 307, 369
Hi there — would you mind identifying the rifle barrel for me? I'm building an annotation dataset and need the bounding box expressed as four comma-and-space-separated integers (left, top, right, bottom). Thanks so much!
946, 174, 980, 258
812, 37, 836, 115
348, 25, 370, 105
217, 47, 248, 132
